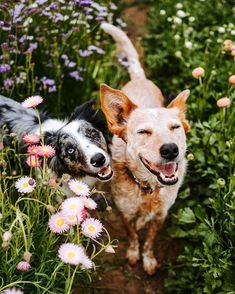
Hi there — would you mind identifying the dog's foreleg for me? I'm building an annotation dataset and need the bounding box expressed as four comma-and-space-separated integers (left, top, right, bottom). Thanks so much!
121, 214, 140, 265
142, 216, 165, 275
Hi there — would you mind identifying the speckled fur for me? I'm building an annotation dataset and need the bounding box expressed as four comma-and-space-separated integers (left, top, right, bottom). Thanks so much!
100, 23, 190, 275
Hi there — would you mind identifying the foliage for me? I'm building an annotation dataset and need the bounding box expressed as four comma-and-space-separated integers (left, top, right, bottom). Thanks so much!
143, 1, 235, 292
0, 0, 124, 115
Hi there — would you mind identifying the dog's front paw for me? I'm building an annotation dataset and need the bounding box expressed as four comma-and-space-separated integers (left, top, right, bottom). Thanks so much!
142, 251, 160, 275
126, 244, 140, 265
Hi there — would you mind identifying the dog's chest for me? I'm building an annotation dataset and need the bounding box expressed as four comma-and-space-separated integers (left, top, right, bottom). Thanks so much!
112, 175, 164, 220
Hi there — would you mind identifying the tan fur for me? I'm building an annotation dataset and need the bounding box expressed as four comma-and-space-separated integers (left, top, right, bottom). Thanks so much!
100, 23, 190, 275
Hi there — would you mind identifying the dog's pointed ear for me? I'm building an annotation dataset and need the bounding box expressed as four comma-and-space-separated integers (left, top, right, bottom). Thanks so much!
68, 99, 97, 123
167, 90, 190, 133
100, 83, 137, 140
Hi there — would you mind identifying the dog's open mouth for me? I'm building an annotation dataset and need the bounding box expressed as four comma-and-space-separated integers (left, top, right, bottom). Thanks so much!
96, 165, 113, 181
140, 156, 178, 185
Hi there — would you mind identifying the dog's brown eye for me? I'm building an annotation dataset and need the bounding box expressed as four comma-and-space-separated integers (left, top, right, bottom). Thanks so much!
67, 147, 75, 154
171, 125, 181, 130
137, 129, 152, 135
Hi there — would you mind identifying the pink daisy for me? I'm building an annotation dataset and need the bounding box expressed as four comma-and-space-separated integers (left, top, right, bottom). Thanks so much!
82, 197, 97, 210
38, 145, 55, 158
27, 145, 41, 156
26, 155, 41, 168
16, 261, 31, 271
68, 180, 90, 196
48, 213, 70, 234
2, 288, 24, 294
81, 218, 103, 239
22, 95, 43, 108
61, 197, 84, 216
22, 133, 40, 145
58, 243, 86, 265
15, 176, 36, 193
81, 255, 93, 270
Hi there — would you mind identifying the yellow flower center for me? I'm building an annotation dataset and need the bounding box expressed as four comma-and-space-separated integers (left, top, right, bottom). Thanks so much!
22, 182, 29, 188
84, 201, 89, 206
67, 251, 75, 258
68, 216, 76, 221
69, 204, 77, 210
88, 225, 95, 232
76, 185, 83, 191
56, 219, 64, 227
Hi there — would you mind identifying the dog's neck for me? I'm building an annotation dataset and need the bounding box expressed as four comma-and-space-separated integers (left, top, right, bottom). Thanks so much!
125, 167, 163, 193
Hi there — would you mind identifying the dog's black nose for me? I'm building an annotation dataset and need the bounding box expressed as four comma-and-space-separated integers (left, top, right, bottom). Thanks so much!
90, 153, 106, 167
160, 143, 179, 160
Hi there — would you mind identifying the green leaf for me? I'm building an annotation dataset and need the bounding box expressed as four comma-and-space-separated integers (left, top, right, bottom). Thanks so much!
177, 207, 196, 224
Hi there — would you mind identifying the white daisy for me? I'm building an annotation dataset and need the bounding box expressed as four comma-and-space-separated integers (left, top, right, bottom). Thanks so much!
15, 176, 36, 193
58, 243, 86, 265
81, 218, 103, 239
68, 179, 90, 196
48, 213, 70, 234
61, 197, 84, 215
63, 212, 82, 226
81, 197, 97, 210
81, 255, 93, 270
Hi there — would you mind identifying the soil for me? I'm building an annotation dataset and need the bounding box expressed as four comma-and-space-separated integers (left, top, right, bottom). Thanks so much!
89, 206, 181, 294
84, 2, 181, 293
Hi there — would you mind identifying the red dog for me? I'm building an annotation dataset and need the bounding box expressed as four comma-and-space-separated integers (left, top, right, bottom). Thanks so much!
100, 23, 190, 275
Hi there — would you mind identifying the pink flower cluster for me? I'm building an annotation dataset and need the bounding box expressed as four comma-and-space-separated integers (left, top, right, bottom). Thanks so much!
22, 136, 56, 168
48, 179, 103, 268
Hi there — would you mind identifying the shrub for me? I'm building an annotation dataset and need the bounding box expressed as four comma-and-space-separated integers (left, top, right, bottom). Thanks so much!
143, 1, 235, 292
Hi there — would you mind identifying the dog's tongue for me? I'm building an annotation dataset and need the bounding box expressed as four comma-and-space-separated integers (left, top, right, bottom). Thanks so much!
98, 165, 112, 178
151, 162, 177, 177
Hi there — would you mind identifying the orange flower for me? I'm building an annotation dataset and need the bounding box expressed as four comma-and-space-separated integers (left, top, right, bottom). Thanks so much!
228, 75, 235, 85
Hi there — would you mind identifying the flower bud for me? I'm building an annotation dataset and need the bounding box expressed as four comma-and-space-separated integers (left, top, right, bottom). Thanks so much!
229, 75, 235, 85
217, 178, 225, 188
3, 231, 12, 242
24, 251, 32, 263
105, 245, 116, 254
223, 39, 233, 51
187, 153, 194, 161
192, 67, 205, 79
106, 206, 112, 213
2, 241, 9, 251
47, 205, 55, 213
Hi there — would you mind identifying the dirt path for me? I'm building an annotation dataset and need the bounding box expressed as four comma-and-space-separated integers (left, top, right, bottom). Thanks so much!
89, 206, 181, 294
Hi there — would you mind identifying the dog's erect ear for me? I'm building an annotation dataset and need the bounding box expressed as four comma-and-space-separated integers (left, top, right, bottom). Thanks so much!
167, 90, 190, 133
100, 83, 137, 140
68, 99, 97, 123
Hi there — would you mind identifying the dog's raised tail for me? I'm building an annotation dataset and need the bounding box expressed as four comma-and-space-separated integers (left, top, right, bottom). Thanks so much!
101, 23, 146, 80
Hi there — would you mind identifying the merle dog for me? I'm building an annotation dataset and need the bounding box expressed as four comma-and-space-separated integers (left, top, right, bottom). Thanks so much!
0, 95, 113, 185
